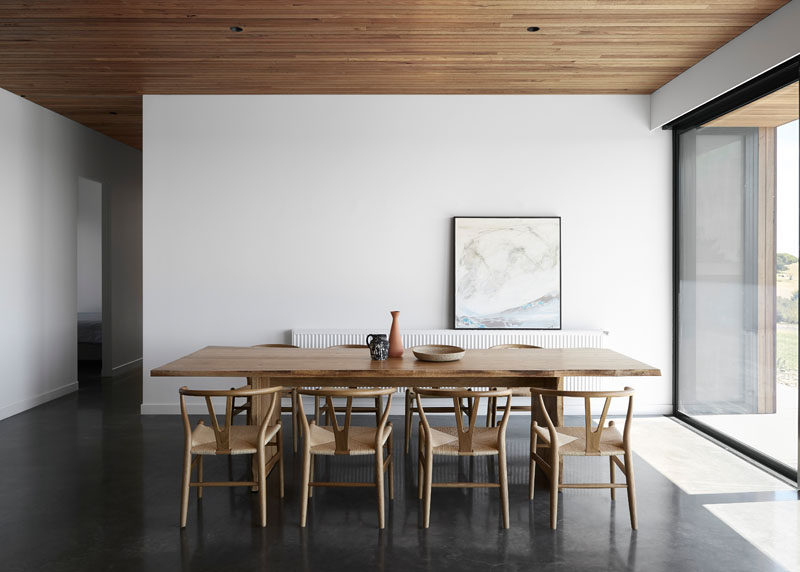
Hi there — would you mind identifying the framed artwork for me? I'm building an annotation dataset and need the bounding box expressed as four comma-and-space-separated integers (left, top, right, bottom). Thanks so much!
454, 216, 561, 329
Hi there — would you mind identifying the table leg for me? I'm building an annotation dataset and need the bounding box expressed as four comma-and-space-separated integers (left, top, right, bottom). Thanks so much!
530, 377, 564, 485
250, 376, 280, 458
529, 376, 563, 428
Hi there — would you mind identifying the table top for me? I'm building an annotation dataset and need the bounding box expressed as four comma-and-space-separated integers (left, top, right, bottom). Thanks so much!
151, 346, 661, 379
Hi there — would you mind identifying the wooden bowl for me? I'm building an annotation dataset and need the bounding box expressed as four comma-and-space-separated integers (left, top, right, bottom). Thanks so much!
412, 344, 466, 362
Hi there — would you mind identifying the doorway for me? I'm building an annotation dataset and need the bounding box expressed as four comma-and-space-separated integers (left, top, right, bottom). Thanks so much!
77, 177, 105, 384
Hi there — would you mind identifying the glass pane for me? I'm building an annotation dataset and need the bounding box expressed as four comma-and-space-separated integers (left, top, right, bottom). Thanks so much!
678, 127, 759, 413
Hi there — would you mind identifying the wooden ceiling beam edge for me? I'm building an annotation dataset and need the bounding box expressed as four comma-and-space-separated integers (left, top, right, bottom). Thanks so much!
0, 0, 789, 149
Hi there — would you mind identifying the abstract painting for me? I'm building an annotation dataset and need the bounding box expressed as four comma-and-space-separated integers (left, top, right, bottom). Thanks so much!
454, 217, 561, 329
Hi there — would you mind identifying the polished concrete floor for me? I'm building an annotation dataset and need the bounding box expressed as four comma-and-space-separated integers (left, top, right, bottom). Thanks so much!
695, 383, 799, 469
0, 365, 797, 572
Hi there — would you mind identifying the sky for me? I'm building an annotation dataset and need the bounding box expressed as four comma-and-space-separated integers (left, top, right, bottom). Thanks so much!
777, 120, 799, 256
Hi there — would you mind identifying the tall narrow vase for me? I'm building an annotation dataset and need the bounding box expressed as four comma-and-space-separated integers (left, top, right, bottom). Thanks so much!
388, 310, 404, 358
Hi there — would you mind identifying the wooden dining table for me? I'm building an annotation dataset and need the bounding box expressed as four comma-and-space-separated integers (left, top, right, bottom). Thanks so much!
151, 346, 661, 427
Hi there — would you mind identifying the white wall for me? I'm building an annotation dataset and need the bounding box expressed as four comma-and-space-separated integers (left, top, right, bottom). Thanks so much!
142, 95, 672, 415
0, 87, 142, 420
77, 178, 103, 314
651, 0, 800, 129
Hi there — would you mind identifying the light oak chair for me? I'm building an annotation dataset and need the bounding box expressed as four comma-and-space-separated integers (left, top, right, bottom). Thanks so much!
485, 344, 542, 427
296, 387, 395, 529
404, 388, 473, 453
403, 345, 480, 453
179, 385, 284, 528
315, 345, 384, 425
414, 388, 513, 529
231, 344, 301, 453
530, 387, 637, 530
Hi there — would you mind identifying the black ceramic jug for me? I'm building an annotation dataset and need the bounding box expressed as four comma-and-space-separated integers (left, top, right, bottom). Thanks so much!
366, 334, 389, 361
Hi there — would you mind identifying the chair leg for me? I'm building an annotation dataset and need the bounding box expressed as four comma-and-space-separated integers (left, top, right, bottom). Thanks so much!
423, 445, 433, 528
197, 456, 204, 499
309, 456, 315, 498
251, 454, 258, 492
498, 446, 510, 529
258, 448, 267, 527
610, 456, 616, 501
180, 451, 192, 528
417, 426, 424, 500
277, 428, 285, 498
404, 391, 412, 454
388, 429, 395, 500
625, 451, 638, 530
300, 449, 311, 527
292, 390, 299, 454
376, 446, 385, 529
529, 431, 538, 500
549, 452, 560, 530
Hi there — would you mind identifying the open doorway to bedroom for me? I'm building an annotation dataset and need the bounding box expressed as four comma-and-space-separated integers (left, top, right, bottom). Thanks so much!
77, 177, 104, 385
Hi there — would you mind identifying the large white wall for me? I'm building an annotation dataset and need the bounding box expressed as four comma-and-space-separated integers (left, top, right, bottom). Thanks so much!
143, 95, 672, 414
651, 0, 800, 129
0, 87, 142, 420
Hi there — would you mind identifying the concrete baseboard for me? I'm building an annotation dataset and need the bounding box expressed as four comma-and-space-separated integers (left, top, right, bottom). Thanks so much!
141, 403, 186, 415
142, 399, 300, 415
142, 399, 474, 416
103, 357, 142, 377
141, 398, 673, 417
0, 382, 79, 421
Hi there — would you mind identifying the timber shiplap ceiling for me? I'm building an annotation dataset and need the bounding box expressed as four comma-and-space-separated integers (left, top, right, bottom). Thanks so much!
0, 1, 790, 149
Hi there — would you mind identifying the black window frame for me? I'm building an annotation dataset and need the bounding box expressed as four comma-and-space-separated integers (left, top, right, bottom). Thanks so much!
666, 56, 800, 483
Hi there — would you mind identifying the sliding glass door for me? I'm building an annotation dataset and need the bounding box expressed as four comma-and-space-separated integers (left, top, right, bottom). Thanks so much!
674, 66, 799, 481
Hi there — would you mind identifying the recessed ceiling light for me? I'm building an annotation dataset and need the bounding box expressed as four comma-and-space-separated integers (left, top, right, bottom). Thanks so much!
229, 25, 244, 33
527, 26, 541, 32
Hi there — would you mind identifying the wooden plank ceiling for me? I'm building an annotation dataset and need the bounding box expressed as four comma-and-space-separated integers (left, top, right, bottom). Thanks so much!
0, 1, 789, 149
704, 82, 799, 128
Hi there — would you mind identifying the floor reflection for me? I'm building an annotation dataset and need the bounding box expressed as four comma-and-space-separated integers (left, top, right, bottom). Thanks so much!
0, 371, 793, 571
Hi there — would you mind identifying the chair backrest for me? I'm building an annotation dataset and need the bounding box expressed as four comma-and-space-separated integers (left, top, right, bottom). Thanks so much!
532, 387, 635, 454
179, 385, 284, 454
413, 388, 513, 453
297, 387, 395, 454
489, 344, 542, 349
326, 344, 368, 349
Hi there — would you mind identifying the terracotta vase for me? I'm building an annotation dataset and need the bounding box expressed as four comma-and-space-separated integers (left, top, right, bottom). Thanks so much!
388, 310, 404, 358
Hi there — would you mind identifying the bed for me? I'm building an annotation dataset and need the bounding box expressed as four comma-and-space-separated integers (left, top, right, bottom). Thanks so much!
78, 312, 102, 361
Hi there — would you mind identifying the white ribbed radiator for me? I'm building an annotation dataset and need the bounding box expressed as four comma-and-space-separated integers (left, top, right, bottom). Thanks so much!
291, 329, 608, 391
